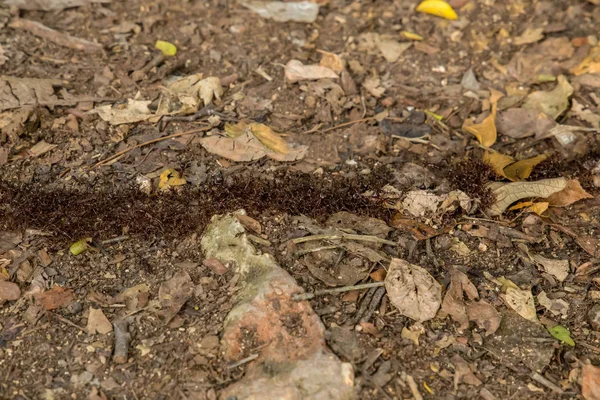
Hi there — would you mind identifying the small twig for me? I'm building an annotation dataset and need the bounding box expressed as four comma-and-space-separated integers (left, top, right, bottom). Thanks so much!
9, 19, 103, 52
405, 374, 423, 400
139, 53, 166, 74
94, 126, 210, 167
578, 341, 600, 353
101, 236, 129, 245
113, 318, 130, 364
291, 233, 397, 246
530, 372, 564, 394
360, 286, 386, 323
316, 117, 376, 134
227, 353, 259, 369
50, 312, 86, 333
294, 244, 340, 257
292, 282, 385, 301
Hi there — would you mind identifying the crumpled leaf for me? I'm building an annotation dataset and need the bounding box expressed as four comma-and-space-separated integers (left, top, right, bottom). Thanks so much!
510, 201, 549, 216
466, 300, 501, 336
318, 50, 344, 74
92, 100, 155, 125
402, 190, 443, 217
0, 280, 21, 301
451, 354, 482, 389
155, 40, 177, 56
376, 38, 412, 63
158, 168, 186, 190
0, 108, 33, 139
87, 307, 113, 335
385, 258, 442, 322
483, 151, 515, 177
441, 268, 479, 331
114, 284, 149, 311
522, 75, 573, 119
486, 177, 568, 216
462, 88, 503, 147
247, 122, 289, 154
158, 270, 194, 322
285, 59, 338, 83
513, 27, 544, 46
532, 254, 569, 282
570, 45, 600, 76
496, 108, 556, 139
537, 291, 569, 316
502, 154, 547, 181
28, 140, 57, 158
547, 325, 575, 346
570, 99, 600, 129
0, 76, 62, 111
497, 277, 538, 323
416, 0, 458, 20
546, 179, 594, 207
362, 75, 385, 98
35, 286, 74, 310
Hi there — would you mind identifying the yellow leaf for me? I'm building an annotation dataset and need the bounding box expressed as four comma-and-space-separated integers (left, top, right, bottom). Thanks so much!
224, 121, 249, 138
528, 202, 549, 216
483, 151, 514, 178
462, 89, 502, 147
155, 40, 177, 56
509, 201, 534, 211
401, 31, 423, 41
70, 238, 92, 256
502, 154, 547, 181
249, 123, 289, 154
158, 169, 186, 190
570, 45, 600, 76
416, 0, 458, 20
424, 110, 443, 121
0, 266, 9, 280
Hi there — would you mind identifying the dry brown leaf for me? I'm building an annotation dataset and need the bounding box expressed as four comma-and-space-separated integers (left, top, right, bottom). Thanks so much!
0, 108, 33, 139
87, 307, 113, 335
390, 216, 437, 240
318, 50, 344, 74
362, 75, 385, 98
158, 270, 194, 322
483, 151, 515, 177
28, 140, 57, 158
200, 131, 307, 162
513, 27, 544, 46
487, 177, 567, 216
496, 108, 556, 139
528, 202, 549, 216
0, 76, 62, 111
441, 268, 479, 331
93, 100, 154, 125
451, 354, 483, 389
3, 0, 110, 11
0, 280, 21, 301
546, 179, 593, 207
375, 38, 412, 63
249, 123, 289, 154
570, 45, 600, 76
35, 286, 74, 310
522, 75, 573, 119
532, 254, 569, 282
462, 89, 502, 147
385, 258, 442, 322
582, 364, 600, 400
502, 154, 547, 181
285, 59, 338, 83
114, 284, 149, 311
497, 277, 538, 323
466, 300, 501, 336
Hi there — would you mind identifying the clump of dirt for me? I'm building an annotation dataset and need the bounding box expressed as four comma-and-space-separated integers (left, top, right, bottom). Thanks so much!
445, 158, 496, 210
0, 169, 393, 244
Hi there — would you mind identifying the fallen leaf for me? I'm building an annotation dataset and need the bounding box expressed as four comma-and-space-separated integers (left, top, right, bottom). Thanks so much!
522, 75, 573, 119
158, 270, 194, 322
487, 177, 568, 216
571, 45, 600, 76
114, 284, 149, 311
248, 123, 289, 154
92, 100, 154, 125
582, 364, 600, 400
441, 268, 479, 331
402, 190, 443, 217
532, 254, 569, 282
451, 354, 482, 389
497, 277, 538, 323
0, 108, 33, 139
318, 50, 344, 74
376, 38, 412, 63
0, 76, 63, 111
401, 323, 425, 345
0, 280, 21, 301
483, 151, 515, 178
36, 286, 75, 310
28, 140, 57, 158
284, 59, 338, 83
390, 216, 437, 240
571, 99, 600, 129
546, 179, 593, 207
528, 202, 549, 216
514, 27, 544, 46
466, 300, 501, 336
87, 308, 113, 335
502, 154, 548, 181
496, 108, 556, 139
158, 168, 186, 190
537, 291, 569, 316
362, 75, 385, 98
385, 258, 442, 322
155, 40, 177, 56
462, 89, 502, 147
547, 325, 575, 346
197, 77, 223, 107
416, 0, 458, 20
3, 0, 110, 11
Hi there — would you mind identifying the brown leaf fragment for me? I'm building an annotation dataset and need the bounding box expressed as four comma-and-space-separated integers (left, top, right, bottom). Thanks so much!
87, 308, 113, 335
285, 59, 338, 83
0, 76, 62, 111
158, 270, 194, 322
522, 75, 573, 119
0, 280, 21, 301
546, 179, 593, 207
9, 19, 103, 52
496, 108, 556, 139
28, 140, 57, 158
36, 286, 74, 310
466, 300, 501, 336
451, 354, 482, 389
582, 364, 600, 400
441, 269, 478, 331
487, 177, 568, 216
3, 0, 111, 11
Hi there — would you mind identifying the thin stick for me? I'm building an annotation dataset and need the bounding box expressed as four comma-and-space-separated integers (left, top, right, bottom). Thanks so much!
94, 126, 210, 167
317, 117, 375, 134
227, 353, 259, 369
292, 281, 385, 301
9, 19, 103, 52
50, 313, 86, 333
101, 236, 129, 245
294, 244, 340, 257
405, 374, 423, 400
291, 233, 397, 247
113, 319, 130, 364
530, 372, 563, 394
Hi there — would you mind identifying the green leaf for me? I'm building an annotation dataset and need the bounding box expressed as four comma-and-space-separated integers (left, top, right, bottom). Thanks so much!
547, 325, 575, 346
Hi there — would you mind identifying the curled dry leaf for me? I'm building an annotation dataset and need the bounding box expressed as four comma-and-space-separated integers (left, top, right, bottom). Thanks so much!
497, 277, 538, 323
35, 286, 74, 310
465, 300, 501, 336
462, 88, 503, 147
0, 76, 62, 111
451, 354, 482, 389
93, 100, 154, 125
496, 108, 556, 139
522, 75, 573, 119
318, 50, 344, 74
582, 364, 600, 400
385, 258, 442, 322
486, 177, 568, 216
441, 268, 479, 331
158, 270, 194, 322
362, 75, 386, 98
502, 154, 547, 181
532, 254, 569, 282
285, 59, 338, 83
546, 179, 593, 207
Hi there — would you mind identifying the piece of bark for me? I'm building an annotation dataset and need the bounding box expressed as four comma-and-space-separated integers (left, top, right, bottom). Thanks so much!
112, 319, 130, 364
9, 19, 103, 52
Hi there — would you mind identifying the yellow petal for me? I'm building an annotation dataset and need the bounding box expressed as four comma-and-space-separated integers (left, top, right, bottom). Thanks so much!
155, 40, 177, 56
249, 123, 289, 154
401, 31, 424, 41
483, 151, 514, 178
503, 154, 547, 181
416, 0, 458, 20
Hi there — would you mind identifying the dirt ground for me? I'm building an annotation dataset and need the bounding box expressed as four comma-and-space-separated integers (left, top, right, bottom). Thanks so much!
1, 0, 600, 399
